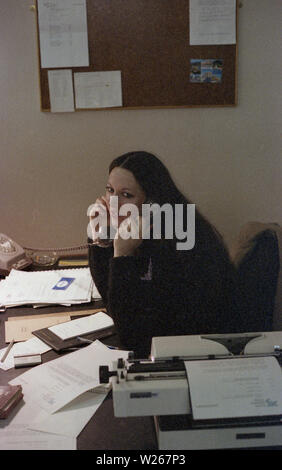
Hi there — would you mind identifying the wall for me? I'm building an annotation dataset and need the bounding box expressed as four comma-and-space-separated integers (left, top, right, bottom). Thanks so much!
0, 0, 281, 251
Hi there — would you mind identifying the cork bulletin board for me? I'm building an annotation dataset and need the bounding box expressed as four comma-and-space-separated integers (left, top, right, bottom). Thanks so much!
35, 0, 238, 111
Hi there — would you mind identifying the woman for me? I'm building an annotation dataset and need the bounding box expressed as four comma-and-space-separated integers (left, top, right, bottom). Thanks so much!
88, 151, 245, 356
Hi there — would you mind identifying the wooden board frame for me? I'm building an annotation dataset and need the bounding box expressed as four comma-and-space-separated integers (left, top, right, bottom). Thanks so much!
35, 0, 238, 111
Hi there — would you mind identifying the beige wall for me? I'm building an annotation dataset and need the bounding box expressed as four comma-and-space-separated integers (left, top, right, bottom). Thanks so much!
0, 0, 281, 251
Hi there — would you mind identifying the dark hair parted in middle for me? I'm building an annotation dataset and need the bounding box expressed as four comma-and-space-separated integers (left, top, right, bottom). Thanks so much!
109, 151, 224, 250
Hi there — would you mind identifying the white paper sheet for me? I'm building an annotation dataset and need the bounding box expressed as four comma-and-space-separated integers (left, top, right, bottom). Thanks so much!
0, 337, 51, 371
0, 426, 76, 450
10, 341, 128, 414
48, 69, 75, 112
74, 71, 122, 108
28, 389, 108, 437
48, 311, 113, 340
189, 0, 236, 45
37, 0, 89, 68
0, 386, 107, 448
185, 357, 282, 420
11, 336, 51, 356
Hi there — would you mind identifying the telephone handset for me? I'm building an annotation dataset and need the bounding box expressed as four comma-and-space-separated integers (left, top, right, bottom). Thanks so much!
0, 233, 88, 276
0, 233, 32, 275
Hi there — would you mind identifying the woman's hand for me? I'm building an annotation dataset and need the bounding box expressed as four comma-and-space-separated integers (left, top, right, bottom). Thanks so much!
113, 215, 146, 257
87, 196, 111, 245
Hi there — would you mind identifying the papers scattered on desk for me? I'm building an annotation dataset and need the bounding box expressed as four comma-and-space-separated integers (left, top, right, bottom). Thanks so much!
10, 340, 124, 414
28, 390, 107, 439
0, 426, 76, 450
0, 341, 129, 449
0, 337, 52, 371
0, 268, 101, 309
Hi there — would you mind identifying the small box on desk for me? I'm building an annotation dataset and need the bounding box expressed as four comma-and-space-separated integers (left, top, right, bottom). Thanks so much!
0, 385, 23, 419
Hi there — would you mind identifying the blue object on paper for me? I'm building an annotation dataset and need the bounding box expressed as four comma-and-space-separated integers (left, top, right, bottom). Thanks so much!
52, 277, 75, 290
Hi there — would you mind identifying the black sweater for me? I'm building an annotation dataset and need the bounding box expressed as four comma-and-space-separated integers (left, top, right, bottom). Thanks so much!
88, 232, 245, 357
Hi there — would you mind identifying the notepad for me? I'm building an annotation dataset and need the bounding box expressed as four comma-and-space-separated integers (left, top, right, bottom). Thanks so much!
5, 315, 71, 342
48, 311, 113, 340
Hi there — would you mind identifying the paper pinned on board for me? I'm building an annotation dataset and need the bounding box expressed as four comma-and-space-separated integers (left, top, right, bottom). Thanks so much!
74, 71, 123, 109
189, 0, 236, 45
48, 69, 75, 112
37, 0, 89, 68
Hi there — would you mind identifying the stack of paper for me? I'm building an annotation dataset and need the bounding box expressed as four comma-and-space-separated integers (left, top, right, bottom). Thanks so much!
0, 341, 129, 450
0, 268, 101, 308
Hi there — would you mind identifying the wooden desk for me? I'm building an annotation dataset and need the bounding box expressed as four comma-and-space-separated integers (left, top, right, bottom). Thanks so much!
0, 303, 157, 450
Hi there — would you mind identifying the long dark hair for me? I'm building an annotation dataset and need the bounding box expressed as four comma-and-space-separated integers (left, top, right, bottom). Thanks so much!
109, 151, 189, 206
109, 151, 226, 252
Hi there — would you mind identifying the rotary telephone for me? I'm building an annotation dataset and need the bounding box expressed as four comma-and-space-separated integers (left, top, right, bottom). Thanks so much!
0, 233, 88, 276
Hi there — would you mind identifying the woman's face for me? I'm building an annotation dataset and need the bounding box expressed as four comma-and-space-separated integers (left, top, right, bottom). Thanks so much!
105, 167, 146, 228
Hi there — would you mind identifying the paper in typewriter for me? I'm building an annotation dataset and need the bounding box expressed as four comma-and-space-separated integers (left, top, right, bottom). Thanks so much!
185, 356, 282, 421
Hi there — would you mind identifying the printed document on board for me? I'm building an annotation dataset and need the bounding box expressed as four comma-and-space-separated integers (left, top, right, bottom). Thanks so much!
189, 0, 236, 45
37, 0, 89, 68
74, 71, 122, 109
48, 70, 75, 112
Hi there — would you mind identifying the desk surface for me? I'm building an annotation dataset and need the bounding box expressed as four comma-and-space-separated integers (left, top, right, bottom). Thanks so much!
0, 303, 157, 450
